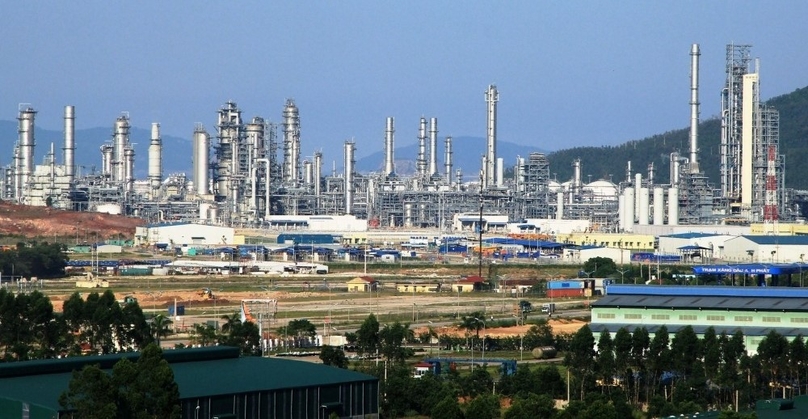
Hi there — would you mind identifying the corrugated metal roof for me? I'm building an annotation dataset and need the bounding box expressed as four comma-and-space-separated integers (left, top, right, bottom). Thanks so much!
742, 235, 808, 245
606, 284, 808, 298
0, 347, 376, 412
593, 294, 808, 311
664, 232, 722, 239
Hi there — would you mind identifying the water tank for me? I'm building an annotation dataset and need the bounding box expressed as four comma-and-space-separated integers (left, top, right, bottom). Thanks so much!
96, 203, 122, 215
531, 346, 557, 359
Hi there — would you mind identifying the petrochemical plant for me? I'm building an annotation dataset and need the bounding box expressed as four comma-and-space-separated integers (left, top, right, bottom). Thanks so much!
1, 43, 795, 233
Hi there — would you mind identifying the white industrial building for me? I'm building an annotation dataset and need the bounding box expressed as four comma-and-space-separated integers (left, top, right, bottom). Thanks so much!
722, 235, 808, 263
562, 245, 632, 265
264, 215, 367, 232
657, 232, 737, 259
135, 222, 235, 246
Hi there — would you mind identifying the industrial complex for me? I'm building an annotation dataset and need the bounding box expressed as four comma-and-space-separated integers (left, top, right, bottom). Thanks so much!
2, 43, 800, 235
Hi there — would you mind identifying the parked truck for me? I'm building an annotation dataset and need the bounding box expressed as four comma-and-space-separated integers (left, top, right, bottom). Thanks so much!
541, 303, 556, 314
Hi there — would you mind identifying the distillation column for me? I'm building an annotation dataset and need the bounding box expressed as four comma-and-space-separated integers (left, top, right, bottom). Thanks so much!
384, 117, 395, 177
444, 136, 453, 186
484, 84, 499, 188
63, 105, 76, 183
282, 99, 301, 184
113, 114, 130, 183
428, 117, 438, 177
314, 151, 322, 197
193, 124, 210, 195
344, 140, 355, 215
16, 106, 36, 201
417, 117, 427, 177
689, 43, 701, 173
148, 123, 162, 197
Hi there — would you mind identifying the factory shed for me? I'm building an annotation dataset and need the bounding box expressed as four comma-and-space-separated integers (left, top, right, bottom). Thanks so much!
0, 346, 379, 419
592, 285, 808, 354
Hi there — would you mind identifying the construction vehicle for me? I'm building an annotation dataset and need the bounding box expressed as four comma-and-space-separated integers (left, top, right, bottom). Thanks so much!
199, 287, 215, 300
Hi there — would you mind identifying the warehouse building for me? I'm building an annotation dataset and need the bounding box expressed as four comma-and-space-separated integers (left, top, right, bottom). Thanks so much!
135, 222, 236, 247
0, 346, 379, 419
591, 285, 808, 354
721, 235, 808, 263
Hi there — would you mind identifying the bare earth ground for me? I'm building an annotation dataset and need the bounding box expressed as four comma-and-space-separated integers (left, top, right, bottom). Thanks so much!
417, 319, 586, 338
0, 201, 143, 240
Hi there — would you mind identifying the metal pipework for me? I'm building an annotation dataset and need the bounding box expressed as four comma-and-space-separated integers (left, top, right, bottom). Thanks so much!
344, 140, 355, 214
63, 105, 76, 183
428, 117, 438, 177
444, 136, 453, 185
689, 43, 701, 173
148, 123, 162, 191
417, 117, 427, 177
17, 106, 36, 201
193, 124, 210, 195
484, 84, 499, 188
113, 114, 130, 182
384, 117, 395, 176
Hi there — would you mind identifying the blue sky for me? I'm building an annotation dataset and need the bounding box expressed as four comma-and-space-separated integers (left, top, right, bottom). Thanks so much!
2, 1, 807, 161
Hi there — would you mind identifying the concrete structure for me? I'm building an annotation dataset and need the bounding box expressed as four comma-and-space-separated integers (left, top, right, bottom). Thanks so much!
591, 285, 808, 355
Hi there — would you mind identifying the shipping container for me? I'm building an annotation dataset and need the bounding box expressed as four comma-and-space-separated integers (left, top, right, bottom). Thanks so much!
547, 280, 584, 290
546, 288, 584, 298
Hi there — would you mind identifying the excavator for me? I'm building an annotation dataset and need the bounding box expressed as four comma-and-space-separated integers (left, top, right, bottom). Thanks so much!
198, 287, 215, 300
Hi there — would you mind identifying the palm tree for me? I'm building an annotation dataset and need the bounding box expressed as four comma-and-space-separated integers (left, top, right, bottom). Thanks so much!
460, 311, 485, 338
220, 311, 242, 335
150, 314, 173, 347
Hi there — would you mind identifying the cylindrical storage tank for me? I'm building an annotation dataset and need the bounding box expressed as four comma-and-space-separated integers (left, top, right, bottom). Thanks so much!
638, 187, 649, 225
618, 193, 625, 231
64, 105, 76, 182
148, 123, 162, 190
199, 202, 211, 221
303, 160, 313, 185
193, 125, 210, 195
531, 346, 557, 359
404, 203, 413, 228
96, 203, 122, 215
624, 187, 635, 232
556, 191, 564, 220
124, 148, 135, 192
344, 141, 355, 215
653, 187, 665, 225
668, 187, 679, 225
208, 204, 219, 223
101, 145, 113, 176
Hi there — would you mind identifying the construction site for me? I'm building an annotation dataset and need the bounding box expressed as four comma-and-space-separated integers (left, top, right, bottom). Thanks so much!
1, 43, 795, 233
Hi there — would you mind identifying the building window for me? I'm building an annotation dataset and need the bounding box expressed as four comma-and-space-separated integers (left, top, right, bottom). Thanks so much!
706, 315, 725, 322
624, 314, 642, 320
791, 317, 808, 323
651, 314, 670, 320
597, 313, 616, 319
762, 316, 781, 323
734, 316, 753, 322
679, 314, 697, 321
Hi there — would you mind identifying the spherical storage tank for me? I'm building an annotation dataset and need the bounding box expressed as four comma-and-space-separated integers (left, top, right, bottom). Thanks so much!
583, 180, 618, 200
95, 203, 122, 215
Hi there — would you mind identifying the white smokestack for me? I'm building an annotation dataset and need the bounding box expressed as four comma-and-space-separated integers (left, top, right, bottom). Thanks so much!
689, 43, 701, 173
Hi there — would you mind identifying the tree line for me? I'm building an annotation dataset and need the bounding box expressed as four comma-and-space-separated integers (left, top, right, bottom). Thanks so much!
0, 241, 68, 279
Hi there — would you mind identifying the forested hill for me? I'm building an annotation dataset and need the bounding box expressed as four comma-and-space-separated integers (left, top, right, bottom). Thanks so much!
547, 86, 808, 190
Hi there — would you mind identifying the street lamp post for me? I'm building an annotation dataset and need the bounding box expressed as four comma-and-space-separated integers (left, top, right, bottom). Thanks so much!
474, 317, 486, 365
800, 254, 805, 287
